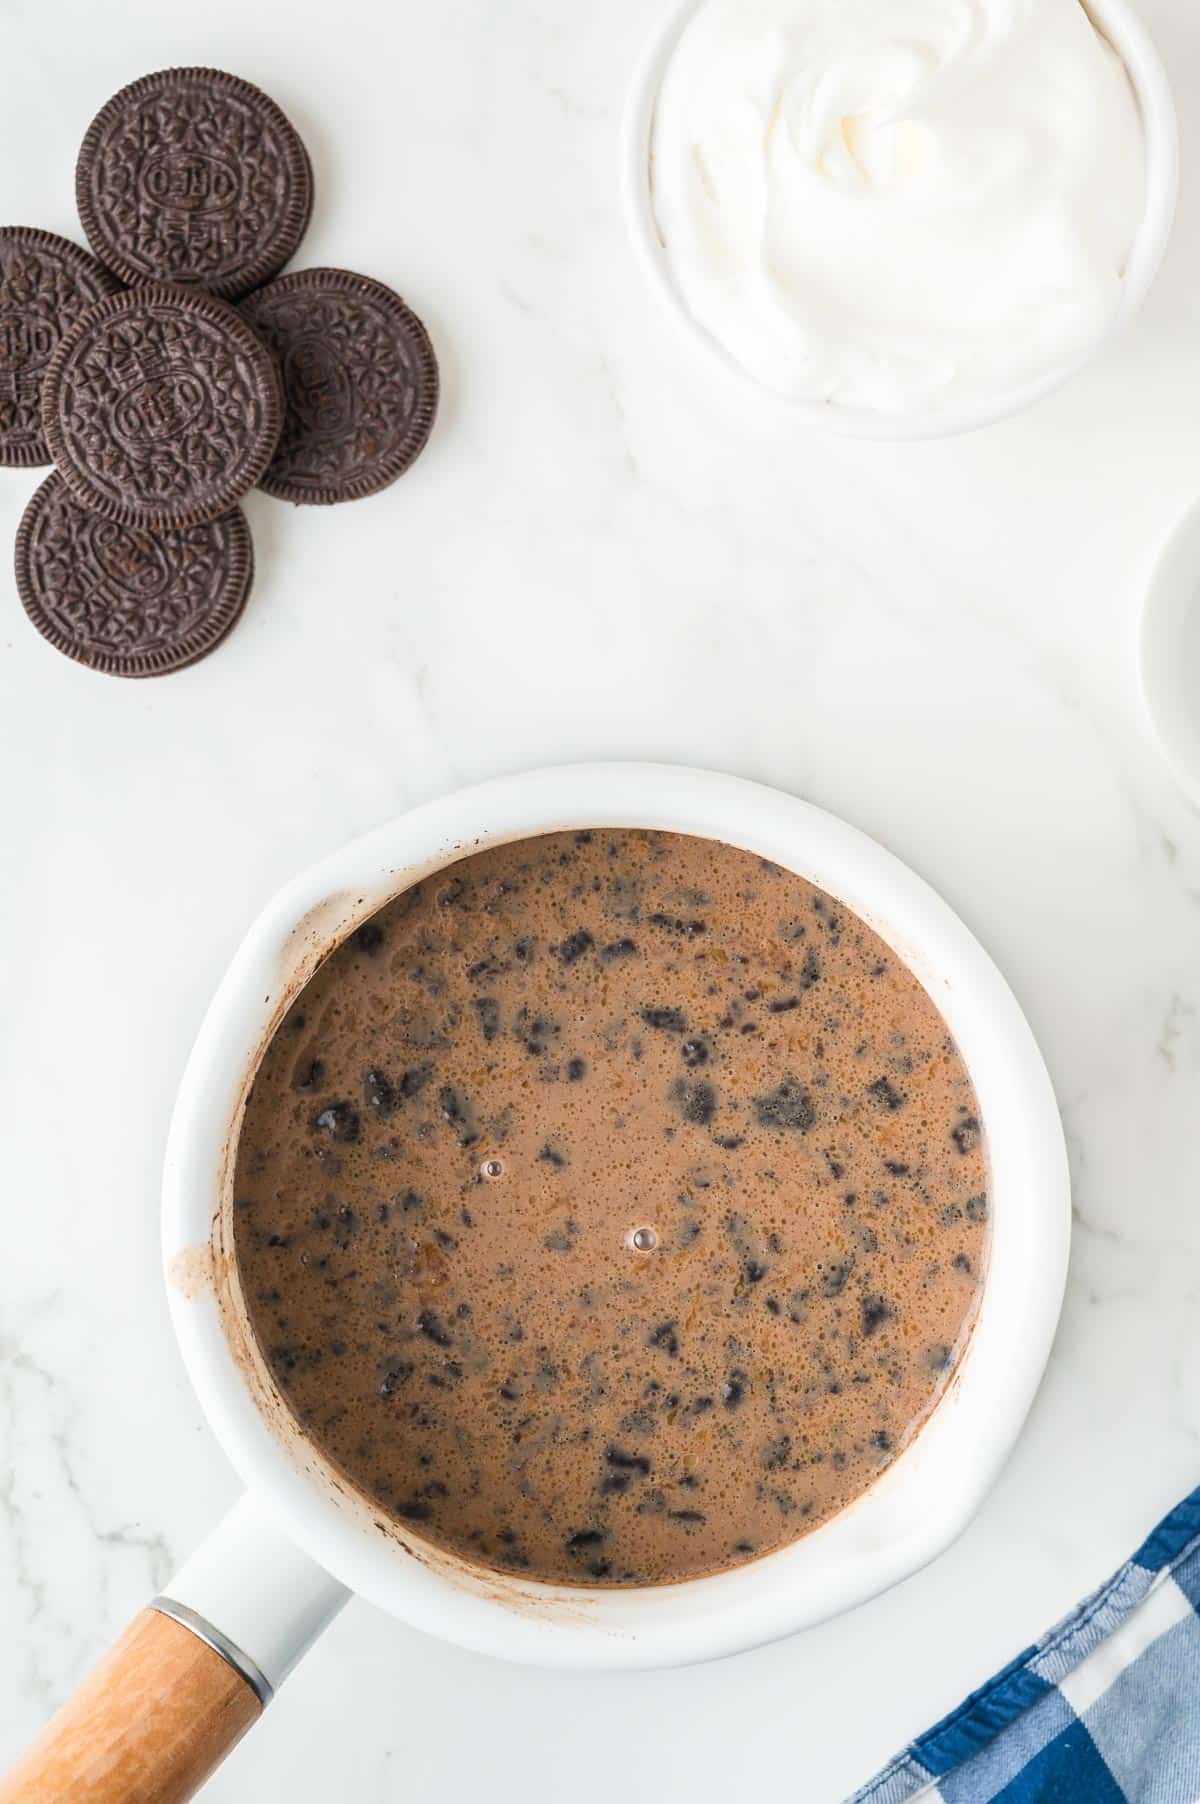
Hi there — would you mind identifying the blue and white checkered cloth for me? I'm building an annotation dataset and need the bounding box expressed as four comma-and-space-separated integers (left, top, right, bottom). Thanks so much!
852, 1487, 1200, 1803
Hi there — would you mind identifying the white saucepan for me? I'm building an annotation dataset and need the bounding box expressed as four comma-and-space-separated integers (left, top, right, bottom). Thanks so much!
0, 764, 1071, 1801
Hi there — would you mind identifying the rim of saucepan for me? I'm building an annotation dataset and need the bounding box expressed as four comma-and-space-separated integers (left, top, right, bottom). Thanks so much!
163, 764, 1070, 1671
621, 0, 1179, 443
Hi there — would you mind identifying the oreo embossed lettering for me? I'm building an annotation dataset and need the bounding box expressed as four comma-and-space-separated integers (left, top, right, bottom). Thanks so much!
0, 313, 57, 372
284, 335, 354, 440
139, 148, 242, 215
113, 370, 208, 446
88, 519, 172, 598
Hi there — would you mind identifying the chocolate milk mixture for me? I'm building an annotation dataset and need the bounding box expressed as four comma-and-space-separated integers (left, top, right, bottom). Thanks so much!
233, 831, 988, 1586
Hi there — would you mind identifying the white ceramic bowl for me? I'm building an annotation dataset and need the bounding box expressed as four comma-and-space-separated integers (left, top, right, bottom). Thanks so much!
162, 763, 1070, 1674
1138, 495, 1200, 807
622, 0, 1178, 442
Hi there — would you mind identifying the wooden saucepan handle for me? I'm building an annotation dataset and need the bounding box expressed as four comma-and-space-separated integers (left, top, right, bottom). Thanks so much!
0, 1609, 261, 1803
0, 1497, 350, 1802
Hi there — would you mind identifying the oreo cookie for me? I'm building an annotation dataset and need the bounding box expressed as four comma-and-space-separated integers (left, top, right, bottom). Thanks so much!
16, 472, 253, 677
41, 283, 283, 530
0, 228, 118, 468
76, 67, 313, 301
240, 268, 438, 505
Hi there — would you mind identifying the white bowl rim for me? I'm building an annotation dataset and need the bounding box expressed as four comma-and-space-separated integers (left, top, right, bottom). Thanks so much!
163, 762, 1070, 1671
621, 0, 1179, 443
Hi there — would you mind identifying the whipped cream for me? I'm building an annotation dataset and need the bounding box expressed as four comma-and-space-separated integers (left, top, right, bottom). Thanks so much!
650, 0, 1146, 414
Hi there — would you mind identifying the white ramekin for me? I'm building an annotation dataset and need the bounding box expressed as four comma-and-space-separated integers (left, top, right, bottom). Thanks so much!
161, 763, 1070, 1679
621, 0, 1178, 442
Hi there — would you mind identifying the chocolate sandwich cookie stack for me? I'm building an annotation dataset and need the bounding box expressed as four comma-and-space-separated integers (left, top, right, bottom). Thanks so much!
2, 67, 439, 676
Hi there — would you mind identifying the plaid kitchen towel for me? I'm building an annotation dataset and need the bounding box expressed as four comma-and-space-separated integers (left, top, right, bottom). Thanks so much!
851, 1487, 1200, 1803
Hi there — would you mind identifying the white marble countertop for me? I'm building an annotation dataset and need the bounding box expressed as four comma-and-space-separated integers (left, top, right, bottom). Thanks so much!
3, 1, 1200, 1797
